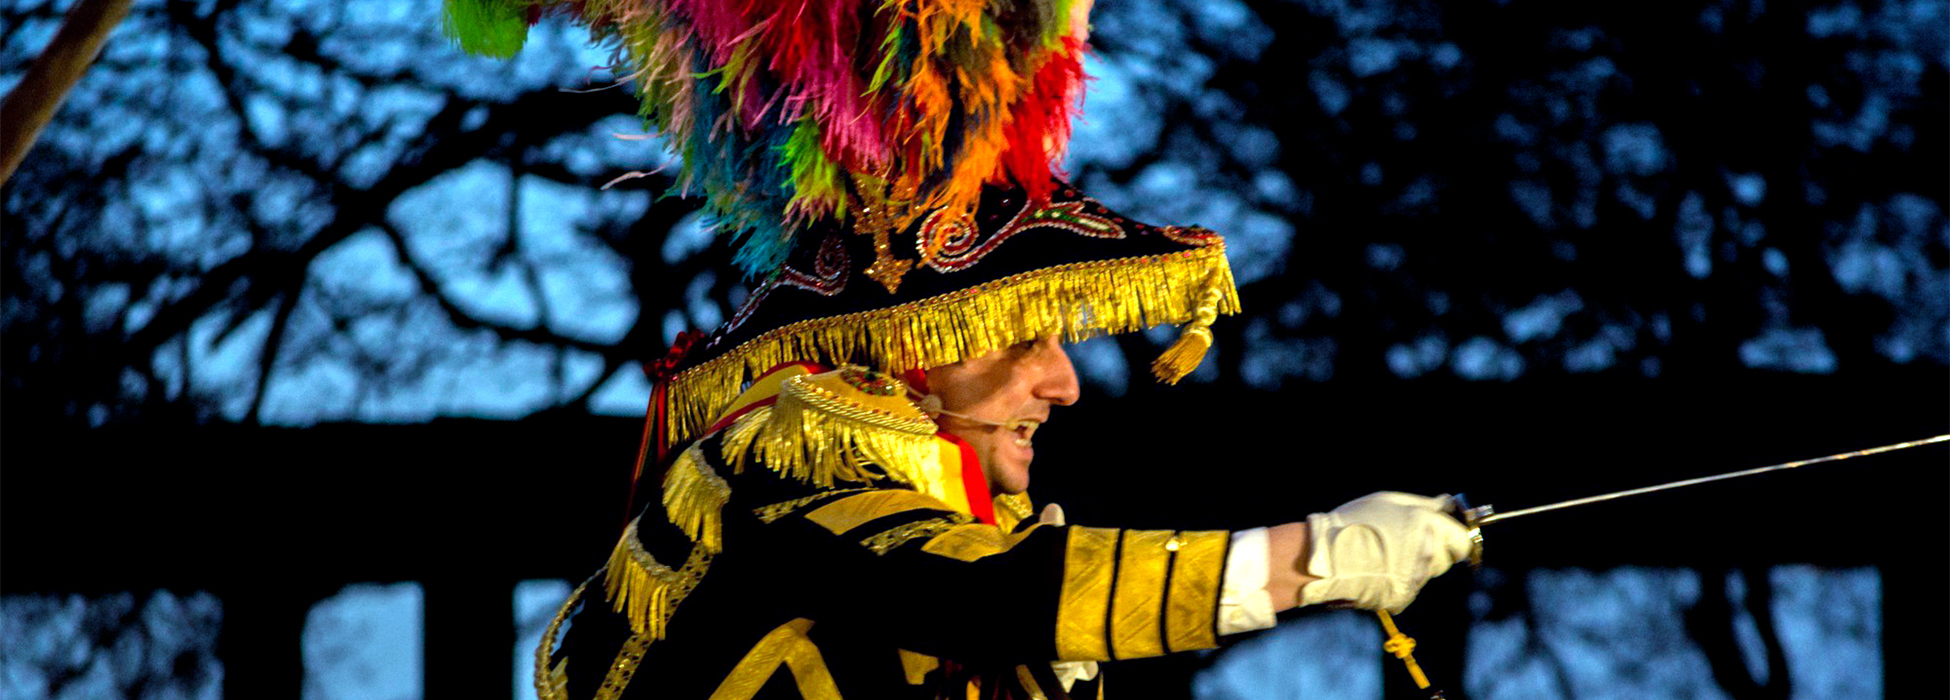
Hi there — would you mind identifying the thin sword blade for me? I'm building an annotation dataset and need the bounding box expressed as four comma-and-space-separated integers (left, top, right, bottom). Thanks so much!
1474, 434, 1950, 526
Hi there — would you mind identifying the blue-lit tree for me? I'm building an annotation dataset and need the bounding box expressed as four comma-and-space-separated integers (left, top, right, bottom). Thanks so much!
2, 1, 1940, 699
6, 0, 1942, 427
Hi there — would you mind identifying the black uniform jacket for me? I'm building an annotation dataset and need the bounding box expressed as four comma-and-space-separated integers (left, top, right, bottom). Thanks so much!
538, 418, 1235, 700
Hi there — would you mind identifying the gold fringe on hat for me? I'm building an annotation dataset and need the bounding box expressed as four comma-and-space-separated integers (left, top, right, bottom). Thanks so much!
666, 243, 1239, 454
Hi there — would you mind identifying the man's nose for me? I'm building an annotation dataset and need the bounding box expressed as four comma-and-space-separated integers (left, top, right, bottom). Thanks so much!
1035, 336, 1081, 406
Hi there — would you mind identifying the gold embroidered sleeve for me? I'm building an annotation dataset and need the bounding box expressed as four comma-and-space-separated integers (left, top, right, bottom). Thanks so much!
1055, 527, 1232, 661
1109, 530, 1173, 658
1055, 526, 1118, 661
1163, 530, 1228, 653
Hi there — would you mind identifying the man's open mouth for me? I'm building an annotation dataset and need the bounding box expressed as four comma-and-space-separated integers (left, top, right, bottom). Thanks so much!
1010, 419, 1041, 447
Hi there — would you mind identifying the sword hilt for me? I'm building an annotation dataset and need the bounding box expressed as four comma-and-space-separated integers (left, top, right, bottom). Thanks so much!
1448, 493, 1492, 569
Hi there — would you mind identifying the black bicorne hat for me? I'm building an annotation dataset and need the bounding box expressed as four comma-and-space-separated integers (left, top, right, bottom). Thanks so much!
650, 179, 1241, 457
437, 0, 1242, 464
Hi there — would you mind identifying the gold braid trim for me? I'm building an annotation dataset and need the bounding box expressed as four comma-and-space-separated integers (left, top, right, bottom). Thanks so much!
533, 577, 591, 700
861, 516, 969, 555
603, 517, 714, 639
594, 633, 653, 700
705, 618, 843, 700
994, 492, 1036, 531
661, 447, 730, 552
752, 488, 876, 523
746, 373, 943, 490
663, 243, 1240, 453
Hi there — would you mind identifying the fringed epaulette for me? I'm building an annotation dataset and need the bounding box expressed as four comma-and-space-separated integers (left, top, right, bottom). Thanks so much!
661, 446, 731, 553
603, 517, 713, 640
720, 367, 951, 500
600, 441, 732, 638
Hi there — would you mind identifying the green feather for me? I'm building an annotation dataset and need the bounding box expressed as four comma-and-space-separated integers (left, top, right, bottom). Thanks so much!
442, 0, 530, 58
779, 121, 844, 220
868, 23, 905, 94
1044, 0, 1076, 48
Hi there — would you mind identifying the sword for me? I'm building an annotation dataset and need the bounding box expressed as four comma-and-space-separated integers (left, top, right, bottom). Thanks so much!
1371, 433, 1947, 697
1451, 433, 1949, 565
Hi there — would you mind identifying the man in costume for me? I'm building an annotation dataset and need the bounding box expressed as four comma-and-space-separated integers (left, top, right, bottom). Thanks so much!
444, 1, 1474, 698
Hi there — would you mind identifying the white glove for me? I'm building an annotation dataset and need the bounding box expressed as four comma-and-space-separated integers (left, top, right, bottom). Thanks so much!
1297, 492, 1473, 614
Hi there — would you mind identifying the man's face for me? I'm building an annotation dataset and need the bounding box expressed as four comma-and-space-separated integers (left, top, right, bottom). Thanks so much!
926, 336, 1081, 495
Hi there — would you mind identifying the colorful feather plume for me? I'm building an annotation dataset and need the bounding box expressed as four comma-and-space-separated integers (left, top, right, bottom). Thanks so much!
443, 0, 1088, 277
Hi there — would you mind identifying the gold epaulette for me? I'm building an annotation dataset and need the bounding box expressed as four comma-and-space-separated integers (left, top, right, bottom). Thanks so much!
604, 517, 712, 639
661, 447, 731, 553
720, 368, 952, 500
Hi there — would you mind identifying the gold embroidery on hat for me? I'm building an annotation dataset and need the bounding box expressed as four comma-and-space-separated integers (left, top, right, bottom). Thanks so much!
661, 243, 1239, 456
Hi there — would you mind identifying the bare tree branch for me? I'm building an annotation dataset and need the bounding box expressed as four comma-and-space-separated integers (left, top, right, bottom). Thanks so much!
374, 221, 617, 356
1525, 589, 1581, 699
244, 287, 301, 425
1686, 568, 1792, 700
120, 6, 627, 366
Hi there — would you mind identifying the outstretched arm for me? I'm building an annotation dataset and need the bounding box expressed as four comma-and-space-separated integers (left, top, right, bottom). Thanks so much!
1263, 521, 1318, 614
1265, 493, 1476, 615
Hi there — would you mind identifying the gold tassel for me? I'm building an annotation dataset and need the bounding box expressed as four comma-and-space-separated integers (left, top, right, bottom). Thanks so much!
749, 374, 943, 490
661, 243, 1240, 454
603, 517, 713, 639
1150, 268, 1223, 384
661, 448, 730, 553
